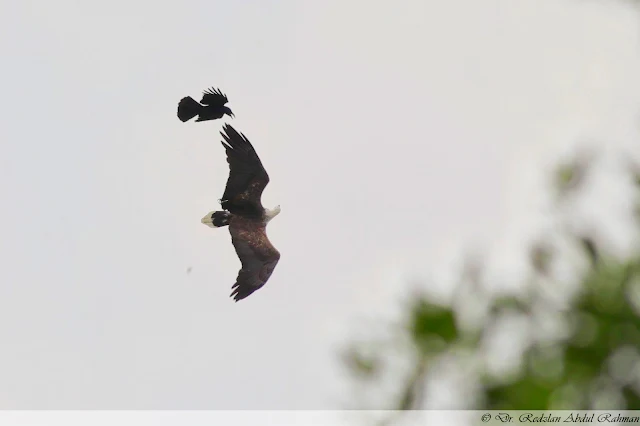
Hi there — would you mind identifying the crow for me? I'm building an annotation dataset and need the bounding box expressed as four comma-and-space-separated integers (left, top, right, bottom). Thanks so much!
177, 87, 235, 122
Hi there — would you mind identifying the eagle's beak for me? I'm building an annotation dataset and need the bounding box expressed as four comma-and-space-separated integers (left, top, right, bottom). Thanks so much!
201, 212, 215, 228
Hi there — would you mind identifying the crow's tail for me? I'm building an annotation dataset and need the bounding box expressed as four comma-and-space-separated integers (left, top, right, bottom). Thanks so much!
177, 96, 202, 122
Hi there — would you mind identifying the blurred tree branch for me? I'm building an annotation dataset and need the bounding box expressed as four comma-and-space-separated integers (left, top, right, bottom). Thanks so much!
342, 142, 640, 416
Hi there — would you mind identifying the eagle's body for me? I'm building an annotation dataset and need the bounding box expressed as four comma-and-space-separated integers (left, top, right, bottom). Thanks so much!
201, 124, 281, 301
177, 87, 234, 123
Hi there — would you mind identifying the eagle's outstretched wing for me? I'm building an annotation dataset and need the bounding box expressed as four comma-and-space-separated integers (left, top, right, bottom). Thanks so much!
219, 124, 270, 215
200, 87, 229, 107
229, 220, 280, 301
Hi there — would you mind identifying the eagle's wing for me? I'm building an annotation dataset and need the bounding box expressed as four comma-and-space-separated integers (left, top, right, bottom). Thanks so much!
200, 87, 229, 107
229, 222, 280, 301
219, 124, 270, 214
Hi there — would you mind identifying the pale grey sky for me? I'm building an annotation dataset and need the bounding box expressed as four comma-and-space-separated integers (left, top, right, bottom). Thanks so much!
1, 0, 640, 410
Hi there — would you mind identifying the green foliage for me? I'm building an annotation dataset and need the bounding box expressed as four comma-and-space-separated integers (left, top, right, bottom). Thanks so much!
408, 300, 458, 351
342, 150, 640, 413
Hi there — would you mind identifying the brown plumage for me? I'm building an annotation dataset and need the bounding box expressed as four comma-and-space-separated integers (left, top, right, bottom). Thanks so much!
201, 124, 281, 302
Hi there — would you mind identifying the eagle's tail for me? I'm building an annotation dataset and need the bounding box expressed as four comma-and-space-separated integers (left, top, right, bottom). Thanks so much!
177, 96, 202, 122
201, 211, 231, 228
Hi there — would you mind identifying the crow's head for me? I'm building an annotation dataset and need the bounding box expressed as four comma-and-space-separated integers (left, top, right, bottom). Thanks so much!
222, 106, 235, 118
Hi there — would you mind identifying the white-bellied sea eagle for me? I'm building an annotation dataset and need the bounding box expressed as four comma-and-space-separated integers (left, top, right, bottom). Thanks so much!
201, 124, 281, 302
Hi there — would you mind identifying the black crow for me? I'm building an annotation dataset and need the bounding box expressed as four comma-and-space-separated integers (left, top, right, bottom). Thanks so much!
177, 87, 234, 122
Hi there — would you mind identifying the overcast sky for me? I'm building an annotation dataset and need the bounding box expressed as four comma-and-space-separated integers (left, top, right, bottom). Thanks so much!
1, 0, 640, 410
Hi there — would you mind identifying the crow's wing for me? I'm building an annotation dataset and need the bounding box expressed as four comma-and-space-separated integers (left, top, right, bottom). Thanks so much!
200, 87, 229, 107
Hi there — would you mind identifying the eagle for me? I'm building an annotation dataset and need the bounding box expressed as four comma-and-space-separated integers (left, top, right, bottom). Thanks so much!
177, 87, 235, 123
201, 124, 281, 302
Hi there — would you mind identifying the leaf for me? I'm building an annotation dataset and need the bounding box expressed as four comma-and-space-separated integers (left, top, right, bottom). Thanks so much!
409, 300, 458, 346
